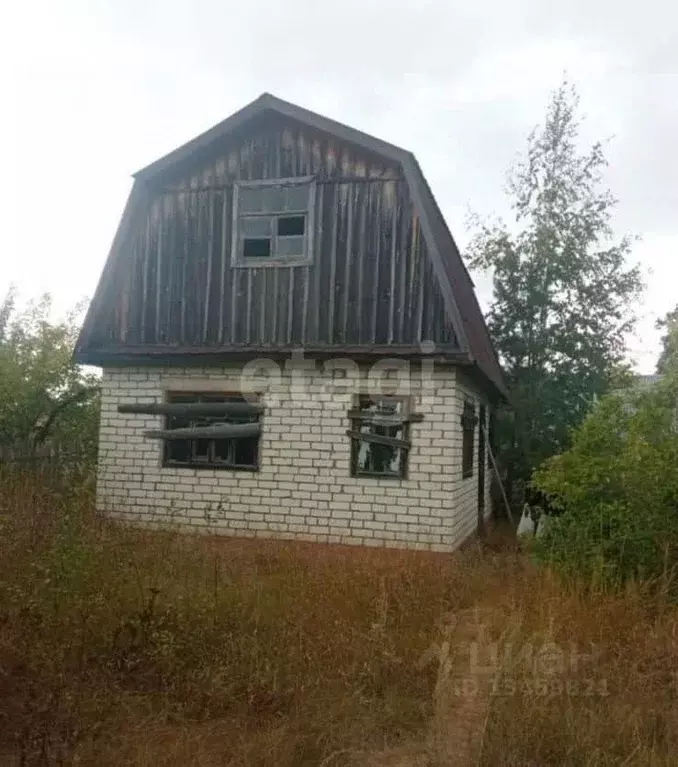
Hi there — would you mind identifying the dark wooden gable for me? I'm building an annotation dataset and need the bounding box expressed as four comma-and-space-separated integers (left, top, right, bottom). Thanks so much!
76, 94, 506, 399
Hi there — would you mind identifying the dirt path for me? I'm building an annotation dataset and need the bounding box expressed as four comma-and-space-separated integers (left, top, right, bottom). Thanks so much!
364, 606, 501, 766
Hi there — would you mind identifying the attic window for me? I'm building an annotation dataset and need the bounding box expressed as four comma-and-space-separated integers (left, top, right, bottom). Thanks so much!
232, 177, 315, 266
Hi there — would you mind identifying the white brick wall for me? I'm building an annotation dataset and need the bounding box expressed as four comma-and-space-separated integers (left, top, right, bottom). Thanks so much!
96, 361, 492, 552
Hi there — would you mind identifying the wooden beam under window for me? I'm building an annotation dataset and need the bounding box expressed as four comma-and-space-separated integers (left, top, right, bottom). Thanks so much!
347, 409, 424, 425
345, 430, 411, 450
145, 424, 261, 440
119, 402, 263, 417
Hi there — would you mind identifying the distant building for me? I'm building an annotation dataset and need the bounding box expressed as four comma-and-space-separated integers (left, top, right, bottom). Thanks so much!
635, 373, 663, 388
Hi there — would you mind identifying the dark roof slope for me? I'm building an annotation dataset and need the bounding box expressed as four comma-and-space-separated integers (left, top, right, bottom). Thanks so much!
407, 157, 506, 398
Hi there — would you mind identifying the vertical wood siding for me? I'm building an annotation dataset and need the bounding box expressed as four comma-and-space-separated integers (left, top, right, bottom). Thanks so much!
92, 117, 457, 351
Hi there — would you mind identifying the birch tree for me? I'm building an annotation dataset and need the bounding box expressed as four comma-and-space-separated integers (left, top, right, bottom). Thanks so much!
467, 82, 643, 492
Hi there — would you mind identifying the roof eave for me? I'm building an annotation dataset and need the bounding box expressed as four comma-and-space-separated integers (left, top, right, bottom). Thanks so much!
74, 345, 473, 368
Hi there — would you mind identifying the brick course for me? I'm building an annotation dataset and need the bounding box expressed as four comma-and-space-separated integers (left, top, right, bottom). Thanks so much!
96, 361, 492, 552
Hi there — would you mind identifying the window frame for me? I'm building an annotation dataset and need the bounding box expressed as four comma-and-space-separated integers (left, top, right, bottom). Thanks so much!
349, 395, 411, 480
231, 176, 316, 268
461, 400, 477, 479
161, 391, 261, 472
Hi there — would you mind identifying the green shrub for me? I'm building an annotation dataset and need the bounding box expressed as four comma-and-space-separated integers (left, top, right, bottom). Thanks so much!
532, 372, 678, 588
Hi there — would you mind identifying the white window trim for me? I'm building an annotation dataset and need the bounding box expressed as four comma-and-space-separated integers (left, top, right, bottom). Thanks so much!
231, 176, 316, 268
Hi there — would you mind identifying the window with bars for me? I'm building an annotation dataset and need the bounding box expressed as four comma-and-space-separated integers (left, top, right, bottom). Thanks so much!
461, 400, 477, 479
232, 177, 315, 266
162, 392, 261, 470
348, 396, 412, 479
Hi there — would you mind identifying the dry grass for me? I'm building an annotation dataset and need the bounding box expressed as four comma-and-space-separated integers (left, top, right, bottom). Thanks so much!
0, 471, 677, 765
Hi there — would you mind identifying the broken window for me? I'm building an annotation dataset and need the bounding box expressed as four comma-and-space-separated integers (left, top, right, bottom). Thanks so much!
233, 177, 315, 266
461, 400, 477, 479
349, 396, 411, 479
163, 392, 261, 470
242, 237, 271, 259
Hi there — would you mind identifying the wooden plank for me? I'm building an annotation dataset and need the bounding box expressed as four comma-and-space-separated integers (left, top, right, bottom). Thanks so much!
406, 217, 419, 343
145, 423, 261, 440
416, 236, 425, 341
356, 184, 368, 343
130, 231, 144, 342
155, 196, 164, 342
272, 266, 279, 343
141, 209, 151, 342
286, 266, 294, 344
180, 190, 190, 343
156, 177, 403, 194
259, 267, 267, 344
245, 267, 253, 343
347, 410, 424, 424
345, 430, 411, 450
167, 193, 181, 342
424, 261, 435, 341
370, 187, 382, 343
203, 189, 215, 342
398, 191, 409, 342
218, 192, 228, 343
119, 402, 263, 417
328, 184, 338, 343
230, 267, 238, 344
275, 132, 282, 177
301, 264, 310, 343
341, 184, 354, 342
312, 182, 324, 342
388, 192, 398, 343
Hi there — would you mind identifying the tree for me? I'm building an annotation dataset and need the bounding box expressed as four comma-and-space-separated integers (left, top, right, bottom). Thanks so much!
656, 304, 678, 375
466, 82, 643, 496
0, 288, 100, 455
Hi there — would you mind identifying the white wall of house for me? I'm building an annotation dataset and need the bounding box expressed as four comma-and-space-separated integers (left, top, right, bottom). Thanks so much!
96, 361, 492, 552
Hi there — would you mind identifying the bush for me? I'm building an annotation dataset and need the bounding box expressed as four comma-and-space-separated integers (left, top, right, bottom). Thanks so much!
532, 372, 678, 588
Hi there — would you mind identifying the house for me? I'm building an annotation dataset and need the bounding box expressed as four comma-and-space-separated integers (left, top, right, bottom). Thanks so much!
635, 373, 663, 388
75, 93, 506, 552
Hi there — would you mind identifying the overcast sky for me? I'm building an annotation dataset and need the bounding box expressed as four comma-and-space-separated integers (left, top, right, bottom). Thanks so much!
3, 0, 676, 372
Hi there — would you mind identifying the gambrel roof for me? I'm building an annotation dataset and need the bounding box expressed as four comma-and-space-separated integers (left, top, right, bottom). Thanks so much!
77, 93, 506, 399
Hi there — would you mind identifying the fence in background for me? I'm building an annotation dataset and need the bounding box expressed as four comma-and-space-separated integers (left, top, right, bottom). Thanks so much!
0, 442, 97, 487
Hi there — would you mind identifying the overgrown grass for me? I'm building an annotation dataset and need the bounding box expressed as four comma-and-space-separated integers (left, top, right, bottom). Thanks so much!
0, 470, 677, 765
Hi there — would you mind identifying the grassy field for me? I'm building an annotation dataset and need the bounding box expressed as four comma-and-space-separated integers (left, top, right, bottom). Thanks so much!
0, 471, 677, 765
